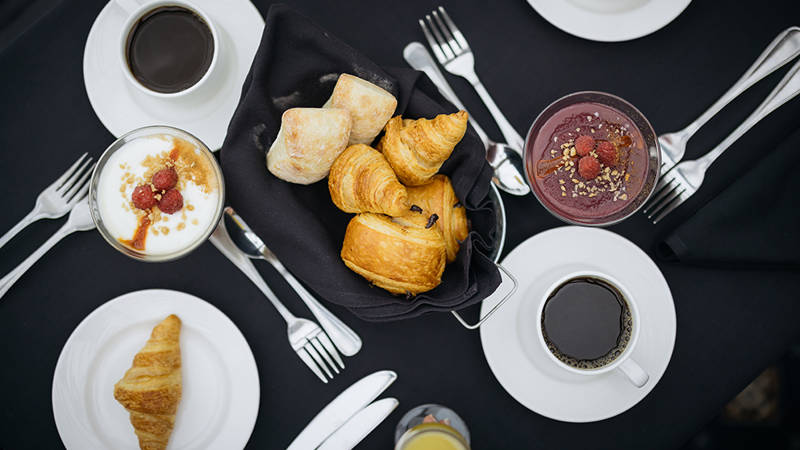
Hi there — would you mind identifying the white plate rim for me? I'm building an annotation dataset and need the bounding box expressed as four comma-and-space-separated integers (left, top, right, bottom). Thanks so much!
479, 226, 677, 422
526, 0, 692, 42
51, 289, 260, 449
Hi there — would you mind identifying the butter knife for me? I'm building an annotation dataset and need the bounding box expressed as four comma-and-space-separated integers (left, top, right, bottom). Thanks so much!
287, 370, 398, 450
318, 398, 399, 450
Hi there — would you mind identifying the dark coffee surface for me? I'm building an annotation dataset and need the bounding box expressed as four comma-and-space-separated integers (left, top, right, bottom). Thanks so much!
126, 6, 213, 93
542, 277, 630, 365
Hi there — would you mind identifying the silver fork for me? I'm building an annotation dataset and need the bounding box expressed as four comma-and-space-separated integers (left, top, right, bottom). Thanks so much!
0, 153, 94, 249
656, 27, 800, 180
209, 219, 344, 383
420, 6, 525, 151
643, 58, 800, 223
0, 199, 96, 300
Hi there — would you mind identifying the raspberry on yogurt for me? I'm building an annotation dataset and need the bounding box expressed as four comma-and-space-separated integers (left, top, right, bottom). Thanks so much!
152, 167, 178, 191
131, 185, 156, 210
158, 189, 184, 214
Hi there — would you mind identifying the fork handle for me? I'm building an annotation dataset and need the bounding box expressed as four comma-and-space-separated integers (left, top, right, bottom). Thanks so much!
0, 221, 73, 300
698, 59, 800, 168
0, 209, 44, 250
468, 76, 525, 152
683, 27, 800, 138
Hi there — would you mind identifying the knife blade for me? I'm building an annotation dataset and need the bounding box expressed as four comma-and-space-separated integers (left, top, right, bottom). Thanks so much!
318, 398, 399, 450
287, 370, 398, 450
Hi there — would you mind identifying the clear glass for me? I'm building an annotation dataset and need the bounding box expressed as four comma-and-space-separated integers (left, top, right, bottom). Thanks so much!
523, 91, 660, 226
395, 404, 470, 450
88, 125, 225, 262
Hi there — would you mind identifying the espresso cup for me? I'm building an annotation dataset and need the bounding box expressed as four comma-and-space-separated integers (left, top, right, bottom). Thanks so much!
535, 271, 649, 387
117, 0, 219, 98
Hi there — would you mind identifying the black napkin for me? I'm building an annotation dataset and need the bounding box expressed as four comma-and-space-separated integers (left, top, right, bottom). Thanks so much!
219, 4, 501, 321
658, 126, 800, 268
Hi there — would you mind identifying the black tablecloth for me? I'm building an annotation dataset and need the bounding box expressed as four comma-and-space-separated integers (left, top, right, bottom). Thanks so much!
1, 1, 799, 449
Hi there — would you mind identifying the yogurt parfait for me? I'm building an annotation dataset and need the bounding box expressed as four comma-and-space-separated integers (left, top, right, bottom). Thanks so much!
90, 126, 224, 260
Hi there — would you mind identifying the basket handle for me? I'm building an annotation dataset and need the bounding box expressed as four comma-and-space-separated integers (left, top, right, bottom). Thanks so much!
451, 263, 518, 330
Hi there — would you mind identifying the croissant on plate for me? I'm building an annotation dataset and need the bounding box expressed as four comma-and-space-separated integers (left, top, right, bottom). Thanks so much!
328, 144, 409, 217
406, 174, 469, 262
114, 315, 182, 450
377, 111, 468, 186
341, 213, 446, 295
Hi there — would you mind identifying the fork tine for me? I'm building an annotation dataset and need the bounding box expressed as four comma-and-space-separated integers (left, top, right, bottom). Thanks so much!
647, 187, 684, 220
438, 7, 469, 50
57, 157, 93, 195
431, 10, 461, 54
64, 162, 95, 201
316, 332, 344, 369
419, 19, 447, 64
304, 341, 333, 379
652, 192, 687, 224
67, 181, 91, 207
310, 336, 339, 374
297, 347, 328, 383
425, 14, 455, 60
642, 178, 677, 214
53, 153, 88, 189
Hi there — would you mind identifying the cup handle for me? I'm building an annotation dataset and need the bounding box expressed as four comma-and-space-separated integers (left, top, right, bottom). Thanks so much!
618, 358, 649, 388
116, 0, 143, 15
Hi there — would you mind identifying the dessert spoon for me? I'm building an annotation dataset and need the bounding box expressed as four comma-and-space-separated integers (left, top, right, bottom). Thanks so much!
223, 207, 362, 357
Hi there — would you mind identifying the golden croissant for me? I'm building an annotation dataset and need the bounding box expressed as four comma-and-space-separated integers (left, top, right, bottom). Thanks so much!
114, 315, 182, 450
328, 144, 409, 216
377, 111, 468, 186
341, 213, 446, 295
406, 175, 469, 262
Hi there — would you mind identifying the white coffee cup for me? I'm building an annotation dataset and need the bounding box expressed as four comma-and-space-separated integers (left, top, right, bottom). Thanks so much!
536, 271, 649, 387
116, 0, 219, 98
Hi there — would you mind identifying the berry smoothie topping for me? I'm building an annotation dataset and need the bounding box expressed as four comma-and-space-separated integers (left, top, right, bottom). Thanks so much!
596, 141, 617, 166
131, 184, 156, 210
578, 156, 601, 180
574, 135, 595, 156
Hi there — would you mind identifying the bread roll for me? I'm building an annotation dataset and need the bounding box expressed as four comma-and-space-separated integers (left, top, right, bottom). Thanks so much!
324, 74, 397, 145
266, 107, 352, 184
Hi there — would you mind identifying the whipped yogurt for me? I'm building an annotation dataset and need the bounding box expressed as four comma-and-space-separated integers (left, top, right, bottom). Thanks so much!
96, 133, 221, 256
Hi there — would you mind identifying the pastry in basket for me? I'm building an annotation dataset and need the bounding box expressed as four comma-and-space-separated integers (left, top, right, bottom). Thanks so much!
341, 212, 446, 295
114, 314, 182, 450
324, 73, 397, 145
377, 111, 468, 186
328, 144, 409, 216
266, 107, 352, 184
406, 174, 469, 262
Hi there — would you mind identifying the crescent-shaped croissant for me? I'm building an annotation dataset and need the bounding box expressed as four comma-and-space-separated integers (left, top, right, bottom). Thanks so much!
328, 144, 409, 217
114, 315, 182, 450
341, 213, 446, 295
377, 111, 468, 186
406, 174, 469, 262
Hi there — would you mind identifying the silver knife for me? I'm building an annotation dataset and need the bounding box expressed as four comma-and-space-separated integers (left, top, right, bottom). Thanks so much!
287, 370, 398, 450
318, 398, 399, 450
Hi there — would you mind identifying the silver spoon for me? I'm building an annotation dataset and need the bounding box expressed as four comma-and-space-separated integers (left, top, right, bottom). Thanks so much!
223, 207, 362, 357
404, 42, 530, 196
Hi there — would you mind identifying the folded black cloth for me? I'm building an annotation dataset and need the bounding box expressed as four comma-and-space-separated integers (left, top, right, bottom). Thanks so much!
219, 4, 501, 321
659, 127, 800, 268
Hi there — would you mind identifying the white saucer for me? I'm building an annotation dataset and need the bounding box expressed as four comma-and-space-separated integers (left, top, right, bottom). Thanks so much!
83, 0, 264, 150
480, 227, 676, 422
527, 0, 692, 42
52, 289, 260, 449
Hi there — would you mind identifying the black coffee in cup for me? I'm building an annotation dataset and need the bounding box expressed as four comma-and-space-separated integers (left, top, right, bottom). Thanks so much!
541, 277, 632, 369
125, 6, 214, 94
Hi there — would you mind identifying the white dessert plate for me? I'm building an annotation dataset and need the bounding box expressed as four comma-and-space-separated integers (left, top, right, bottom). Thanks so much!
52, 289, 260, 449
480, 226, 676, 422
527, 0, 692, 42
83, 0, 264, 150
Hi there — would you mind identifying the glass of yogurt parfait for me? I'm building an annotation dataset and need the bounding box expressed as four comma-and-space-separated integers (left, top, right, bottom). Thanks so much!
524, 91, 659, 226
89, 126, 224, 261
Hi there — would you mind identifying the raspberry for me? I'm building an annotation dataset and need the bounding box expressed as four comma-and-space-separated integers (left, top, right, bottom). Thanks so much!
152, 167, 178, 191
578, 156, 601, 180
574, 135, 595, 157
596, 141, 617, 166
158, 189, 183, 214
131, 185, 156, 210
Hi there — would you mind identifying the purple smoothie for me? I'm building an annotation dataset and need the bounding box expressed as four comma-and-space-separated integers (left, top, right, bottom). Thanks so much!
527, 102, 648, 220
